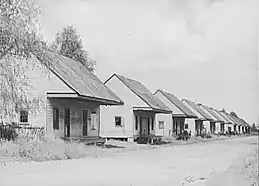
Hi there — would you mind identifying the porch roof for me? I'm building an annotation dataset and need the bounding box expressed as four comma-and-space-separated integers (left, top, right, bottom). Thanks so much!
154, 90, 197, 118
36, 50, 124, 105
46, 92, 122, 105
107, 74, 172, 114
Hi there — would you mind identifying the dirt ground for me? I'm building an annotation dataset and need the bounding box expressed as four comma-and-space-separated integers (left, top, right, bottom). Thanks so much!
0, 136, 258, 186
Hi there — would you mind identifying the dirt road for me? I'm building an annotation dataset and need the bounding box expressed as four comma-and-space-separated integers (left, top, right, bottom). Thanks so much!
1, 136, 258, 186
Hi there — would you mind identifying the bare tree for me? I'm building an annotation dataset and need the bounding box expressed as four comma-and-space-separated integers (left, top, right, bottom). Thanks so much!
0, 0, 44, 120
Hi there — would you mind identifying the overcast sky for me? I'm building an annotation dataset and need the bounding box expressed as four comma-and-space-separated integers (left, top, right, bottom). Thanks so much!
37, 0, 259, 124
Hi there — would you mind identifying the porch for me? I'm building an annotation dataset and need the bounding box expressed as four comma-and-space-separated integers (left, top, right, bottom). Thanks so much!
46, 97, 101, 139
134, 110, 156, 138
195, 120, 203, 136
209, 122, 216, 134
60, 136, 105, 145
172, 117, 185, 135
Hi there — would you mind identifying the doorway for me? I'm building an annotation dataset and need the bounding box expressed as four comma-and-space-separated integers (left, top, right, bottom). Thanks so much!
64, 108, 70, 137
140, 117, 149, 136
82, 110, 88, 136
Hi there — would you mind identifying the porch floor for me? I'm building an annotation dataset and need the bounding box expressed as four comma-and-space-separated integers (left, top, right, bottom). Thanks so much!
60, 136, 105, 145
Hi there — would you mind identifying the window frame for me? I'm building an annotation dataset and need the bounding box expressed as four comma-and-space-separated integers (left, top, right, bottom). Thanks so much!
115, 116, 122, 127
20, 110, 28, 123
185, 124, 188, 129
158, 121, 164, 129
53, 107, 59, 130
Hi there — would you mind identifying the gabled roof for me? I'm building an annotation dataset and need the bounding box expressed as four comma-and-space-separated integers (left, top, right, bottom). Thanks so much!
240, 118, 250, 127
182, 99, 213, 121
105, 74, 171, 113
215, 111, 233, 124
154, 90, 197, 118
198, 104, 222, 122
227, 114, 243, 126
236, 117, 250, 127
36, 50, 124, 105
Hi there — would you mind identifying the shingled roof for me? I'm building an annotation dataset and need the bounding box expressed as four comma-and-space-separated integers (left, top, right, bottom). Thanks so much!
36, 50, 124, 105
227, 114, 243, 126
215, 110, 233, 124
198, 104, 222, 122
240, 119, 250, 127
182, 99, 213, 120
236, 117, 250, 127
105, 74, 171, 113
154, 90, 197, 118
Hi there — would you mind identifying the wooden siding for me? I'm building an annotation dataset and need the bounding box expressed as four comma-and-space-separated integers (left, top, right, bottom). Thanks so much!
46, 98, 100, 138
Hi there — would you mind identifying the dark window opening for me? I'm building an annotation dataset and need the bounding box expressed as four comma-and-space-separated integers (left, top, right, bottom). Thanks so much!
185, 124, 188, 129
135, 116, 138, 130
115, 116, 122, 127
20, 110, 28, 123
151, 117, 154, 130
53, 107, 59, 130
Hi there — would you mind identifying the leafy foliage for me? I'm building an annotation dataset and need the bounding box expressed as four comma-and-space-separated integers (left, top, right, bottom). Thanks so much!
230, 111, 238, 117
221, 108, 226, 113
0, 0, 44, 119
50, 25, 96, 72
251, 123, 258, 132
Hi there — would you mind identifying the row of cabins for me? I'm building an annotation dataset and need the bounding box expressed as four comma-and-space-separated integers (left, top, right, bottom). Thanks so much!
0, 50, 251, 142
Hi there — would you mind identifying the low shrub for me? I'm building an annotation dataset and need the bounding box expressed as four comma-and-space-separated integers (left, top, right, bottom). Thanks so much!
0, 126, 18, 141
0, 131, 104, 161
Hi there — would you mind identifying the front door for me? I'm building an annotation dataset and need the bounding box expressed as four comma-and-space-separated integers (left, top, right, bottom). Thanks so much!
140, 117, 149, 136
82, 110, 88, 136
64, 108, 70, 137
195, 120, 202, 135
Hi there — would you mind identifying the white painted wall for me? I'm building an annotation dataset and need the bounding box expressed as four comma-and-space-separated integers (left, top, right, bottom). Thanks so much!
100, 105, 133, 138
184, 118, 196, 136
100, 75, 150, 139
215, 122, 221, 134
203, 121, 210, 133
155, 114, 172, 137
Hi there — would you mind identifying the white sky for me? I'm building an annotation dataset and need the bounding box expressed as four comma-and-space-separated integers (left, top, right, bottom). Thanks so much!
37, 0, 259, 124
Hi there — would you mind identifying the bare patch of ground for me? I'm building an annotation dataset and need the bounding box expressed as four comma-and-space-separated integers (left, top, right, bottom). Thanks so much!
0, 136, 257, 186
205, 140, 258, 186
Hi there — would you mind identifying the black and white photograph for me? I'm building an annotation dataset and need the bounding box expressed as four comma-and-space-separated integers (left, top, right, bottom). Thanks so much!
0, 0, 258, 185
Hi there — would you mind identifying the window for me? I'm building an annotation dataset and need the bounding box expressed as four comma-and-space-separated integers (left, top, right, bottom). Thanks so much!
159, 121, 164, 129
135, 116, 138, 130
53, 107, 59, 130
115, 116, 122, 127
185, 124, 188, 129
20, 110, 28, 123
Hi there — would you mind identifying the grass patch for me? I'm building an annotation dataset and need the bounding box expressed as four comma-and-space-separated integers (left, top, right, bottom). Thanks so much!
0, 130, 104, 162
